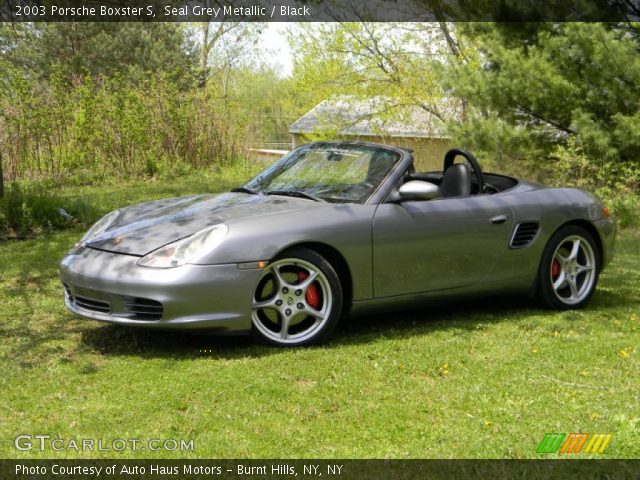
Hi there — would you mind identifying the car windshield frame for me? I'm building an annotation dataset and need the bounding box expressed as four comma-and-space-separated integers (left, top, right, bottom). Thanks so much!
240, 142, 406, 204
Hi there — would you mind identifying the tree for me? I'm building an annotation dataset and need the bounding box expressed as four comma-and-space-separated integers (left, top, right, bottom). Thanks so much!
0, 148, 4, 199
191, 22, 263, 91
0, 23, 197, 86
441, 23, 640, 191
288, 23, 467, 129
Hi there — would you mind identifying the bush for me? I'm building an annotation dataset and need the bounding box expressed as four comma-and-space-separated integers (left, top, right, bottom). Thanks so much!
0, 183, 95, 239
0, 209, 7, 235
0, 73, 259, 183
3, 183, 27, 233
551, 141, 640, 229
596, 187, 640, 229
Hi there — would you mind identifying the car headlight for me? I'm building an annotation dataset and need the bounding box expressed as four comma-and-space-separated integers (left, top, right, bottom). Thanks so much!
69, 210, 120, 253
137, 224, 229, 269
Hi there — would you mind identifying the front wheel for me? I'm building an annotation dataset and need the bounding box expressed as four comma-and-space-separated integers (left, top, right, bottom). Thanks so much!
251, 247, 343, 346
537, 225, 600, 309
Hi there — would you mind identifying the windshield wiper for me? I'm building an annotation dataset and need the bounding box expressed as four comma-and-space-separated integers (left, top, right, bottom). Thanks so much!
264, 190, 325, 202
231, 186, 257, 194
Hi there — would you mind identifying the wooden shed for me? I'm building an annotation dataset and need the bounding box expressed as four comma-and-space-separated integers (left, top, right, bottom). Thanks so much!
289, 97, 457, 171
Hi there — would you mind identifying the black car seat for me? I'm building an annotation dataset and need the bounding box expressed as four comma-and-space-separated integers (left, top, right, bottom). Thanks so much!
440, 163, 471, 197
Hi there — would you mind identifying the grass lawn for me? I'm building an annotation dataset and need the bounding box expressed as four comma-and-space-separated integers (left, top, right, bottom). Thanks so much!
1, 174, 639, 459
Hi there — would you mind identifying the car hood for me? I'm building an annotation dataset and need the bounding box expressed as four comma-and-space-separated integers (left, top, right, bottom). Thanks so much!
85, 192, 319, 255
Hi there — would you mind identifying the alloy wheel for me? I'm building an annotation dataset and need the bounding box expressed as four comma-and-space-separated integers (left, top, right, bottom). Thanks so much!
550, 235, 596, 305
251, 258, 333, 345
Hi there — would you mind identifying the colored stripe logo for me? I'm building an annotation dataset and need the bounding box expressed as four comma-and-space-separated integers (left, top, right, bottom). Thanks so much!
559, 433, 589, 453
583, 433, 613, 454
537, 433, 565, 453
537, 433, 612, 454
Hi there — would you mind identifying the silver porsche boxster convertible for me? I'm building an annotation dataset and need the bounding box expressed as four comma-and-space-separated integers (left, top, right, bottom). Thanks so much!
60, 142, 616, 346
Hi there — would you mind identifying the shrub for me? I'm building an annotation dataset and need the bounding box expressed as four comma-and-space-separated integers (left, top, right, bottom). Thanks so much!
0, 73, 260, 183
0, 209, 7, 234
144, 156, 162, 178
603, 191, 640, 228
0, 183, 95, 239
551, 141, 640, 228
3, 183, 34, 233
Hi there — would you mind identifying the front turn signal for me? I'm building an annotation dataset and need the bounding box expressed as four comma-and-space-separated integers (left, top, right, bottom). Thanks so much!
603, 206, 610, 218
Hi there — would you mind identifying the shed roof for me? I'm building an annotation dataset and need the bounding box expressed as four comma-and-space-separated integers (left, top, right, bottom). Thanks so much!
289, 96, 457, 139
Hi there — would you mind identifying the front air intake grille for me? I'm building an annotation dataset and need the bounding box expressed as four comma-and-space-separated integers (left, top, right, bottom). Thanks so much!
123, 297, 164, 321
510, 222, 540, 249
74, 295, 111, 314
64, 284, 163, 321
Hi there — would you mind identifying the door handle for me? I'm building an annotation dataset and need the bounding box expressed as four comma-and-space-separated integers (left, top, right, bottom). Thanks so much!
490, 214, 508, 225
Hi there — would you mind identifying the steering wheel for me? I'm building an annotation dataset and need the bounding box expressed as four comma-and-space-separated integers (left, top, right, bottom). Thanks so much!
443, 149, 484, 194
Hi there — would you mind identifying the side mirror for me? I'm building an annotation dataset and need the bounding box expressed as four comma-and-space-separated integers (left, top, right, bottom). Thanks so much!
398, 180, 439, 201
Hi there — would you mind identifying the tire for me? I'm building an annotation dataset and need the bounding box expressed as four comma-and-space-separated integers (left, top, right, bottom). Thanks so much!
537, 225, 600, 309
250, 247, 343, 346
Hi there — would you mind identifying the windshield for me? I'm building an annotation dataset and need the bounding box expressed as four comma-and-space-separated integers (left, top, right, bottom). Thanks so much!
242, 143, 402, 203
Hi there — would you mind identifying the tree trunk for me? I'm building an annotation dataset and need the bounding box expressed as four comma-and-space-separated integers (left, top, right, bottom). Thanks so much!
198, 23, 211, 88
198, 23, 242, 88
439, 22, 463, 61
0, 148, 4, 199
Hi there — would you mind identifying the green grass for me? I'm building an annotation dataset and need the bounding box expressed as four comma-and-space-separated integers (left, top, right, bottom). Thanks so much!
0, 160, 266, 240
54, 160, 265, 217
1, 174, 639, 459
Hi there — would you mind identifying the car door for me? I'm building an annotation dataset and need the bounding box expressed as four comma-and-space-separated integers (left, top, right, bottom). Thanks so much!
372, 194, 514, 297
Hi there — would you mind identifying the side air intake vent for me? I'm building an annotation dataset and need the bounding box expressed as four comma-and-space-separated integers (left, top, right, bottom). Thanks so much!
510, 222, 540, 249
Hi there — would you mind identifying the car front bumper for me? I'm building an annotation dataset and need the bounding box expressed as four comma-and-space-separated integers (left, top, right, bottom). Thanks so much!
60, 247, 262, 332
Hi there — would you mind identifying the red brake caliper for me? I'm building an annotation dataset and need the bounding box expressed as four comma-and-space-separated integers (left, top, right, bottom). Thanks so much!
552, 258, 560, 278
298, 271, 319, 309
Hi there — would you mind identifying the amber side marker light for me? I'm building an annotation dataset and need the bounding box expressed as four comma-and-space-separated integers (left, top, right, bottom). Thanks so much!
237, 260, 268, 270
603, 206, 611, 218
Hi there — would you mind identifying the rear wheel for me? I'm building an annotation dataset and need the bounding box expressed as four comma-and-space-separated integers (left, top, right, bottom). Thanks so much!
251, 247, 342, 346
537, 225, 600, 309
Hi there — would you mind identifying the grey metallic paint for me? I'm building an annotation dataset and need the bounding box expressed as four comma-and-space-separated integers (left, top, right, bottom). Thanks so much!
60, 141, 616, 333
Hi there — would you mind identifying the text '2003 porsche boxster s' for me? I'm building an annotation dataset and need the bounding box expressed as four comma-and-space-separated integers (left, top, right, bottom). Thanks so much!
60, 142, 616, 346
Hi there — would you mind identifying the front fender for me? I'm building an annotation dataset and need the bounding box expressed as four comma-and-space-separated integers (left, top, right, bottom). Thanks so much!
194, 204, 378, 301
